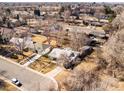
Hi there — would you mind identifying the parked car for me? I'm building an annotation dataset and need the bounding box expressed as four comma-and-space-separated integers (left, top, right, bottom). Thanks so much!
79, 46, 94, 60
88, 31, 109, 40
86, 38, 100, 47
11, 78, 22, 87
63, 58, 81, 70
63, 62, 75, 70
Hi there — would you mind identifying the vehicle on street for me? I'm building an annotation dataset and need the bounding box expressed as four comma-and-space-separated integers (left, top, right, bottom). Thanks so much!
11, 78, 22, 87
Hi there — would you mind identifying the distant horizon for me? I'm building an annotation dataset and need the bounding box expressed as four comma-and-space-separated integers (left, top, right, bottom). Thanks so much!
0, 2, 124, 4
0, 0, 124, 3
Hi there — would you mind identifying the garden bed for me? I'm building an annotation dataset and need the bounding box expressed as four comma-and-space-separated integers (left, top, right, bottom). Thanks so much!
29, 56, 56, 74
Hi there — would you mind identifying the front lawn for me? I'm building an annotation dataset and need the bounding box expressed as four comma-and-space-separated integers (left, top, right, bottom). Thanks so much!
29, 56, 56, 74
10, 51, 34, 65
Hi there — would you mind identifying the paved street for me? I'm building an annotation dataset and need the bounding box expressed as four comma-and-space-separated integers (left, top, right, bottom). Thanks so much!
0, 56, 58, 91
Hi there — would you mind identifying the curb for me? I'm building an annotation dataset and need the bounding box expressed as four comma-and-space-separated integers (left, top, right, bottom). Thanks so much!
0, 55, 58, 91
0, 76, 23, 91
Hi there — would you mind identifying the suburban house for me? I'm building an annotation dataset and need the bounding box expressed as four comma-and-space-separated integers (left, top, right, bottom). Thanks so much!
0, 27, 15, 43
83, 20, 107, 27
88, 31, 109, 39
9, 37, 34, 50
13, 26, 31, 37
9, 37, 51, 55
48, 47, 80, 61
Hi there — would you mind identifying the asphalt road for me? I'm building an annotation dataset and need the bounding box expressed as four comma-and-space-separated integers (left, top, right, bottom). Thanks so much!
0, 57, 57, 91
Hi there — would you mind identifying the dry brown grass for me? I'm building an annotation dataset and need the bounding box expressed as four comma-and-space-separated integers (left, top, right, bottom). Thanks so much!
55, 51, 98, 90
3, 82, 18, 91
32, 34, 57, 46
0, 80, 18, 91
55, 70, 71, 91
29, 57, 56, 74
32, 34, 47, 44
118, 82, 124, 90
10, 51, 34, 64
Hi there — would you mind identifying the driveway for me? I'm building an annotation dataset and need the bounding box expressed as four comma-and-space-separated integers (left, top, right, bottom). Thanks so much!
0, 56, 58, 91
46, 67, 63, 78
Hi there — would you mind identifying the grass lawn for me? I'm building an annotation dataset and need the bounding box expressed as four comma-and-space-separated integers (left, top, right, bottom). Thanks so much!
55, 70, 71, 91
10, 51, 34, 65
29, 56, 56, 74
32, 34, 57, 46
0, 45, 34, 65
32, 34, 47, 44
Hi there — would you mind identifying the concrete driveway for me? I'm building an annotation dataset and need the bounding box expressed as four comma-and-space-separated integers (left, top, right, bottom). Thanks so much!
0, 56, 58, 91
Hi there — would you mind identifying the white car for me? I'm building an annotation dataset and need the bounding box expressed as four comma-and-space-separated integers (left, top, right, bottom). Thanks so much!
11, 78, 22, 87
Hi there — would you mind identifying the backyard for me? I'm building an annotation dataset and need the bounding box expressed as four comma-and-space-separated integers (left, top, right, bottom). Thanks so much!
32, 34, 57, 46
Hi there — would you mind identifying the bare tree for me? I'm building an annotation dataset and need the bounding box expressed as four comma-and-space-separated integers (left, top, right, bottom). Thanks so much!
54, 28, 89, 51
64, 10, 71, 22
57, 54, 70, 67
69, 31, 89, 51
43, 20, 63, 45
100, 76, 119, 90
111, 11, 124, 30
15, 37, 27, 55
112, 5, 124, 15
56, 30, 70, 47
62, 69, 101, 91
102, 28, 124, 79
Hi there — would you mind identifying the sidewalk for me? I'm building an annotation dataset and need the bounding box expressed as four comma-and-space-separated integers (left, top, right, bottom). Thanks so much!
45, 66, 63, 78
0, 55, 58, 91
23, 54, 41, 67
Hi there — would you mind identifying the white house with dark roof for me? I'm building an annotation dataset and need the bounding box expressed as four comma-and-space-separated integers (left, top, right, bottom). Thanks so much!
48, 48, 80, 61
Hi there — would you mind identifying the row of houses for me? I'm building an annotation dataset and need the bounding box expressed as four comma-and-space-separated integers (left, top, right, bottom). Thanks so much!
0, 27, 31, 42
83, 19, 109, 27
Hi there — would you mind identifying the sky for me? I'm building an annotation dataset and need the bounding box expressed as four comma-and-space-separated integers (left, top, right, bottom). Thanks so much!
0, 0, 124, 3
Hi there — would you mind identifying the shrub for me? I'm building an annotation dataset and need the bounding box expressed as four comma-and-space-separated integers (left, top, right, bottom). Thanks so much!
11, 54, 18, 59
23, 48, 29, 52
